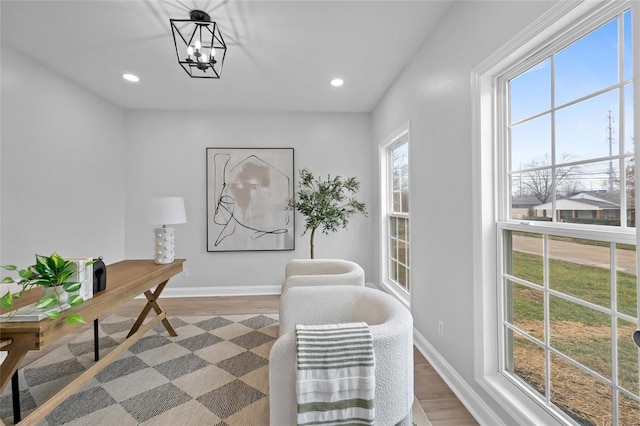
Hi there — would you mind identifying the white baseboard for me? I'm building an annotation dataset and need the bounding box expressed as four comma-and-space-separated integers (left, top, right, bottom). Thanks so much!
157, 282, 378, 299
155, 285, 282, 298
413, 329, 503, 425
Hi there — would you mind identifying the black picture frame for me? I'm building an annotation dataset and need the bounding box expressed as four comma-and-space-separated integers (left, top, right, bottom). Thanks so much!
206, 147, 295, 252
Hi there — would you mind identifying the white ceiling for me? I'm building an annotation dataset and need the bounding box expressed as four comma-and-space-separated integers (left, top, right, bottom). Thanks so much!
0, 0, 452, 112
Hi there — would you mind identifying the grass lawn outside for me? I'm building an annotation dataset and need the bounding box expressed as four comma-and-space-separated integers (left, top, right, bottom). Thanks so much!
507, 250, 640, 425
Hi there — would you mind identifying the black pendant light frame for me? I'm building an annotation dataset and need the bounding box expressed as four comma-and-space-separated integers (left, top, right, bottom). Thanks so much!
170, 10, 227, 79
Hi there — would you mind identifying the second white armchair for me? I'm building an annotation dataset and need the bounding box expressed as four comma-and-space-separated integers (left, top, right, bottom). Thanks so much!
281, 258, 365, 293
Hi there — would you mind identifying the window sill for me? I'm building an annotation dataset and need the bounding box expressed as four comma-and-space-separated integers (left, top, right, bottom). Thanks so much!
479, 373, 573, 425
378, 279, 410, 309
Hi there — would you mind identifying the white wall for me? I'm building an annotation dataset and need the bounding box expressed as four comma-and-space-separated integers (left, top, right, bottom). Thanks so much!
0, 46, 126, 270
124, 111, 372, 293
371, 1, 557, 422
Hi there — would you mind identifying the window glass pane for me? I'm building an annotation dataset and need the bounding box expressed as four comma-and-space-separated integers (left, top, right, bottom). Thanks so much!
390, 259, 397, 283
394, 142, 408, 163
624, 11, 633, 82
401, 189, 409, 213
555, 89, 618, 162
625, 158, 635, 227
389, 217, 398, 238
616, 243, 637, 317
620, 393, 640, 426
405, 244, 410, 269
511, 175, 547, 220
393, 144, 408, 187
393, 192, 401, 212
555, 18, 618, 106
549, 295, 611, 379
511, 232, 543, 286
405, 219, 409, 242
397, 218, 405, 241
618, 318, 639, 398
565, 161, 620, 223
397, 240, 407, 266
398, 263, 407, 289
511, 114, 551, 172
625, 84, 634, 154
548, 238, 611, 307
405, 267, 410, 291
390, 238, 398, 261
506, 329, 546, 398
393, 170, 400, 191
510, 58, 551, 123
506, 279, 544, 341
550, 354, 613, 425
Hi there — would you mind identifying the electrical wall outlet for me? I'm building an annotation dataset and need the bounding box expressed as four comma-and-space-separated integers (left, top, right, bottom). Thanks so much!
183, 269, 189, 278
438, 320, 444, 337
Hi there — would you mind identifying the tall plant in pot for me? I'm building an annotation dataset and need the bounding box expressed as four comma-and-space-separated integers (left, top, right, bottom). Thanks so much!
1, 252, 93, 324
287, 168, 367, 259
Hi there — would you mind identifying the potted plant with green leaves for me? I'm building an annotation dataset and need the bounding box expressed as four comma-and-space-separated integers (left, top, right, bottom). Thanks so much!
1, 252, 93, 324
288, 168, 367, 259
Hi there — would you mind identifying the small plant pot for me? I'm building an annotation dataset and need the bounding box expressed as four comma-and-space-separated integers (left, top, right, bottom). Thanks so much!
43, 285, 69, 309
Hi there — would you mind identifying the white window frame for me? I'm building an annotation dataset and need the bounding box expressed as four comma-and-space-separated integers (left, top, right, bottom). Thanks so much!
472, 1, 640, 424
379, 122, 411, 308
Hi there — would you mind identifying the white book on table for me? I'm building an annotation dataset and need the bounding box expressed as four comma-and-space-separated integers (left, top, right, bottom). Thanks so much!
0, 302, 61, 322
67, 257, 94, 300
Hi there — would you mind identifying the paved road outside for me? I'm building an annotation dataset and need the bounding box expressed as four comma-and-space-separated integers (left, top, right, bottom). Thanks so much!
513, 235, 637, 276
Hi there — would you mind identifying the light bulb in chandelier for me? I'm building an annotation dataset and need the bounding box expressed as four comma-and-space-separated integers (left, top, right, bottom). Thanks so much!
170, 9, 227, 78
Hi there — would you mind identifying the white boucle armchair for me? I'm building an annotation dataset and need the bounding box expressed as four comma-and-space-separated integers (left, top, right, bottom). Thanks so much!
270, 285, 414, 426
281, 258, 365, 293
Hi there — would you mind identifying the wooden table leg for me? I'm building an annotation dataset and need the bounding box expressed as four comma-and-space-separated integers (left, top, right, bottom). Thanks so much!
126, 279, 177, 338
0, 348, 27, 394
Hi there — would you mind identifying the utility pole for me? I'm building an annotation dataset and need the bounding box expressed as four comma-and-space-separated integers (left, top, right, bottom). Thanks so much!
606, 110, 615, 192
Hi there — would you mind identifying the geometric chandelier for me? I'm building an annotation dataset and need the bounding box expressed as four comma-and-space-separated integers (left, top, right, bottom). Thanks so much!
170, 10, 227, 79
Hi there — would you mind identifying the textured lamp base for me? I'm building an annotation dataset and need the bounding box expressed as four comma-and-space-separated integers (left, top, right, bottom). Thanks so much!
154, 227, 175, 264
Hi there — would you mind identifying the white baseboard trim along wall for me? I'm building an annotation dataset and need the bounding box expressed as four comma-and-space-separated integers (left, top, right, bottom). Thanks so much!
158, 282, 379, 298
160, 285, 282, 298
413, 329, 502, 425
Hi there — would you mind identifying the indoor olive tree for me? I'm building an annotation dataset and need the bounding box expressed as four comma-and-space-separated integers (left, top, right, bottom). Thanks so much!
287, 168, 367, 259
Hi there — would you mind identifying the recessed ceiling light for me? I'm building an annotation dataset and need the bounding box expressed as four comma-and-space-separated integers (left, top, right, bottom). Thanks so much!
122, 73, 140, 82
330, 78, 344, 87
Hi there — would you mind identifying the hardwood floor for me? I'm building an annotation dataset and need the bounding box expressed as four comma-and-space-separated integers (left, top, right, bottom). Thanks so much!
13, 295, 477, 425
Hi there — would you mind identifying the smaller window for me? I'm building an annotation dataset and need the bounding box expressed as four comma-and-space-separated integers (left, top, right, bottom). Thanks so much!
380, 125, 410, 296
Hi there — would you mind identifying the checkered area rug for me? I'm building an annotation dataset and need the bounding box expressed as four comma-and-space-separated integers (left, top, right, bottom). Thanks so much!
0, 314, 431, 426
0, 314, 278, 425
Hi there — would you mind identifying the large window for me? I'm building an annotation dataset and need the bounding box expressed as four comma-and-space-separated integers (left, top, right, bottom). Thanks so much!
380, 125, 410, 298
498, 4, 638, 424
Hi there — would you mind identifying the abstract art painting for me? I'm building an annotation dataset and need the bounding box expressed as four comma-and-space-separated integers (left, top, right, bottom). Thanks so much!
206, 148, 295, 251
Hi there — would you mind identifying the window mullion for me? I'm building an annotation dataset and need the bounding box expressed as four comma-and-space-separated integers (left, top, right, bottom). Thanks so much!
610, 242, 619, 426
543, 234, 551, 405
619, 11, 628, 229
498, 78, 511, 222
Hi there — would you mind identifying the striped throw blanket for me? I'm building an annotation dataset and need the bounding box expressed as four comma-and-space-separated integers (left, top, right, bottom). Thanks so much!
295, 322, 375, 426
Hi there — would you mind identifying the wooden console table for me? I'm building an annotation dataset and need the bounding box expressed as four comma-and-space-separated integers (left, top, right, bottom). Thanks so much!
0, 259, 185, 424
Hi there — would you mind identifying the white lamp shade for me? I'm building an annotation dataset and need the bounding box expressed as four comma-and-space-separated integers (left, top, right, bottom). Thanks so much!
146, 197, 187, 225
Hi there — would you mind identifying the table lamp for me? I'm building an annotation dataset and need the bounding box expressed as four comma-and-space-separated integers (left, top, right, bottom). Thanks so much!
146, 196, 187, 264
